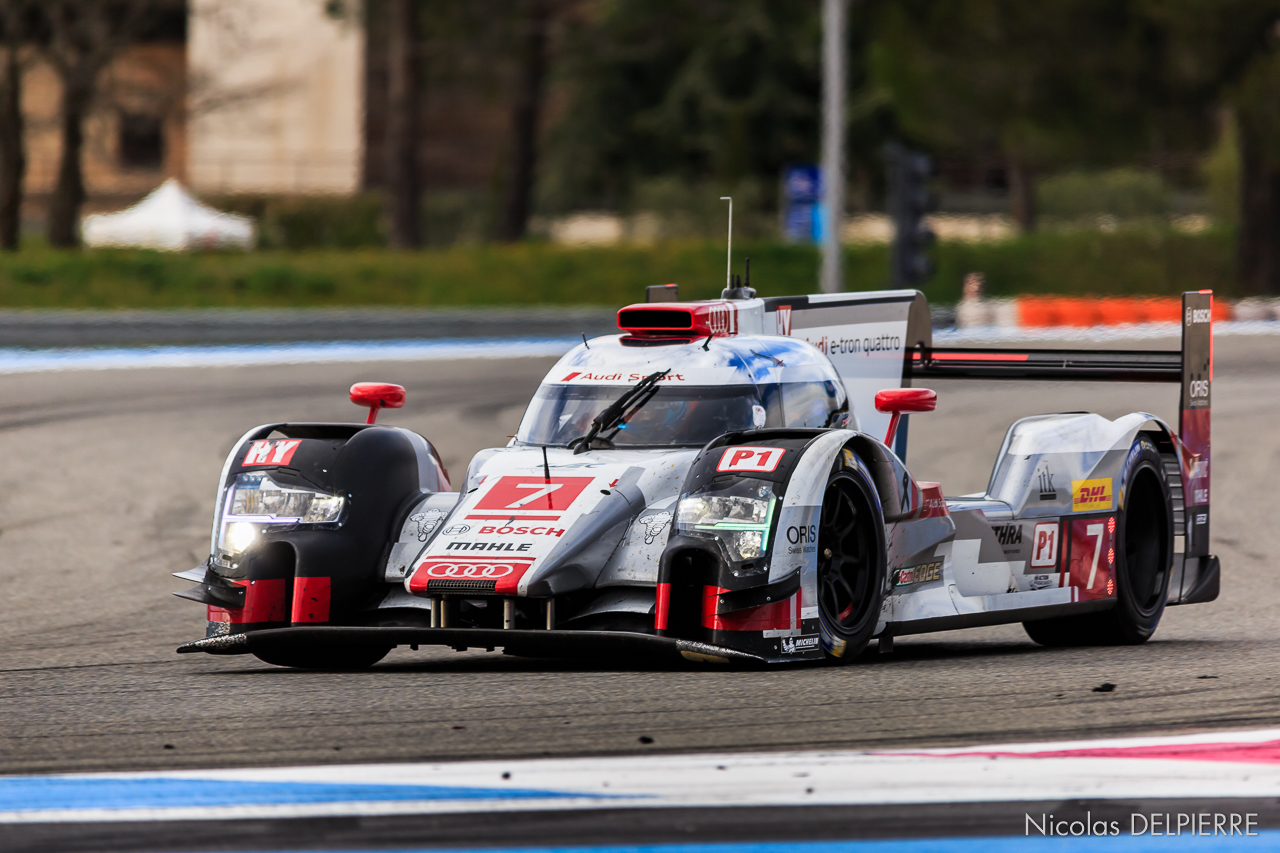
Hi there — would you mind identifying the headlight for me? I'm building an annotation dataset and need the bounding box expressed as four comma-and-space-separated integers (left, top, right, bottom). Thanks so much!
230, 472, 343, 522
676, 494, 771, 526
224, 521, 258, 555
676, 481, 775, 563
216, 472, 344, 559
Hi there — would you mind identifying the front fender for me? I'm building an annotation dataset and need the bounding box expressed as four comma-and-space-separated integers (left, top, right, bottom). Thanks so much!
655, 428, 872, 661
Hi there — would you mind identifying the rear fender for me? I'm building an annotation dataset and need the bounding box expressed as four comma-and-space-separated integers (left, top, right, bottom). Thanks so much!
985, 412, 1174, 518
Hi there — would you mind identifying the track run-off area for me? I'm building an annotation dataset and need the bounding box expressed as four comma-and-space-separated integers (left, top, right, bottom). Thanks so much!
1, 329, 1279, 850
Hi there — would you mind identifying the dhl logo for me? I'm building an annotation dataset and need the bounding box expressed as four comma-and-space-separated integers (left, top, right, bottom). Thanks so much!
1071, 478, 1114, 512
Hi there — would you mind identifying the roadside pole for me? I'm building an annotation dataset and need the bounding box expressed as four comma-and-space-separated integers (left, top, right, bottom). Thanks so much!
820, 0, 847, 293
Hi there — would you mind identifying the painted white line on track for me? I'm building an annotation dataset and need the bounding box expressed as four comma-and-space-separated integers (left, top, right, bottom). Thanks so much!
0, 337, 580, 374
0, 319, 1272, 375
6, 728, 1280, 823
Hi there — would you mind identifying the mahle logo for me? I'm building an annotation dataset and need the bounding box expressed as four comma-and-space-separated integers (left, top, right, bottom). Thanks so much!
1071, 478, 1114, 512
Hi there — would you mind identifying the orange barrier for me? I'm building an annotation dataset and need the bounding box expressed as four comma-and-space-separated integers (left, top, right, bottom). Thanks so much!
1016, 296, 1231, 328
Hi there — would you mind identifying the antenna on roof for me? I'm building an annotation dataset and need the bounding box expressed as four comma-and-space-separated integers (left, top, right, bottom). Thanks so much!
720, 196, 732, 290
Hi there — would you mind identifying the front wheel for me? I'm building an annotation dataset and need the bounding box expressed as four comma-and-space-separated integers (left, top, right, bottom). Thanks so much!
1024, 435, 1173, 647
816, 458, 887, 662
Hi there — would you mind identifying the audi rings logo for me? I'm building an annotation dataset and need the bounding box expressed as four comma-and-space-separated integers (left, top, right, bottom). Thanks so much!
422, 562, 518, 579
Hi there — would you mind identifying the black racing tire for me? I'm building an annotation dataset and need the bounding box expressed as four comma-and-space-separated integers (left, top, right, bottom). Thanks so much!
816, 458, 887, 662
252, 644, 392, 670
1024, 435, 1173, 647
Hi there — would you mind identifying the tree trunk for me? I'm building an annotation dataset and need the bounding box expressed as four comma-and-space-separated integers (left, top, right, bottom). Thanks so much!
385, 0, 420, 249
1007, 156, 1037, 233
48, 82, 89, 248
496, 0, 549, 243
1237, 125, 1280, 295
0, 46, 24, 251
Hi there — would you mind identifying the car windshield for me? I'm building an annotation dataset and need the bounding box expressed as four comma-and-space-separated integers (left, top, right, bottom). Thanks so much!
518, 385, 773, 448
515, 380, 848, 448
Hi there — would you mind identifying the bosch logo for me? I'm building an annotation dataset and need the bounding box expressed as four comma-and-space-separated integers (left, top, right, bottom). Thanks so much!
423, 563, 517, 579
1186, 307, 1211, 325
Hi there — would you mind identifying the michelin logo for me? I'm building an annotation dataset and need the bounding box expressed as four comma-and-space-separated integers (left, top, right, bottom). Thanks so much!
410, 508, 448, 541
638, 511, 673, 545
781, 635, 821, 655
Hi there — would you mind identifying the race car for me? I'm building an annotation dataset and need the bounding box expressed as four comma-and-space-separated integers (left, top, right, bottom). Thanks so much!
175, 285, 1219, 668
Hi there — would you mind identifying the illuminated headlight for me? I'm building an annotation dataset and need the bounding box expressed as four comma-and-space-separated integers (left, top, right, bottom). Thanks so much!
676, 486, 775, 563
224, 521, 258, 555
216, 472, 344, 558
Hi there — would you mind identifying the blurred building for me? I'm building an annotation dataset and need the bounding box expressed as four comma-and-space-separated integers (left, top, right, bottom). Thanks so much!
19, 11, 187, 221
17, 0, 514, 228
187, 0, 364, 195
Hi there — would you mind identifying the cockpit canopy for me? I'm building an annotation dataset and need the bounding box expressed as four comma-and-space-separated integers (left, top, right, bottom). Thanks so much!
515, 334, 849, 449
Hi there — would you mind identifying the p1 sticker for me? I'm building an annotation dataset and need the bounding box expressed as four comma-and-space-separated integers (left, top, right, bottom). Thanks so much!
242, 439, 301, 467
717, 446, 786, 473
1030, 521, 1060, 569
1072, 478, 1114, 512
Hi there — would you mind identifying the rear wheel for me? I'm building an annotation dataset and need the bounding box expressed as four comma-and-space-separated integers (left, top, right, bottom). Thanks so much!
816, 460, 887, 662
252, 645, 392, 670
1024, 435, 1173, 647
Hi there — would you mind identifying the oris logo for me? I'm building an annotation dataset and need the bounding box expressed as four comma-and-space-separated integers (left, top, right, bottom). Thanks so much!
422, 562, 519, 579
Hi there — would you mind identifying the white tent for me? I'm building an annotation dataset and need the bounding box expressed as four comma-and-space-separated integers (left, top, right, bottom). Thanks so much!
81, 179, 256, 251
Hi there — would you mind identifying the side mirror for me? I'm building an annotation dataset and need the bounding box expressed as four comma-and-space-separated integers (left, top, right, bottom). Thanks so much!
350, 382, 406, 424
874, 387, 936, 447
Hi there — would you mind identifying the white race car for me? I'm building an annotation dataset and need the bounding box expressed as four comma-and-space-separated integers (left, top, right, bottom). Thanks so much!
176, 287, 1218, 668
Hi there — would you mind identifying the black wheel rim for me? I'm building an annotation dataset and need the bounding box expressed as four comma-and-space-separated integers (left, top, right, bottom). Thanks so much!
817, 475, 877, 635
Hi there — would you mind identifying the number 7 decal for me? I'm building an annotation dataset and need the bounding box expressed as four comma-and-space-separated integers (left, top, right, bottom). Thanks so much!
1068, 516, 1116, 600
474, 476, 594, 513
507, 483, 564, 509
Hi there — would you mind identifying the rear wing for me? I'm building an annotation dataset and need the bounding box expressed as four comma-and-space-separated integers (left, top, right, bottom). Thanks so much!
906, 290, 1214, 605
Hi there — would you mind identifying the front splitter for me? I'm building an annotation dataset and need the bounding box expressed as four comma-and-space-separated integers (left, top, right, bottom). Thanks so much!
176, 626, 769, 665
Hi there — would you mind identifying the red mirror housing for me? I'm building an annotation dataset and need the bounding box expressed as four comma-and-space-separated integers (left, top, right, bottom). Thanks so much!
350, 382, 406, 424
874, 388, 937, 448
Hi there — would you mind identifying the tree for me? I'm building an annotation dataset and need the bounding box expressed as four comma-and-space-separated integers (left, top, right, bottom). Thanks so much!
544, 0, 829, 211
42, 0, 161, 248
868, 0, 1166, 232
495, 0, 551, 242
384, 0, 422, 248
1138, 0, 1280, 294
0, 1, 36, 251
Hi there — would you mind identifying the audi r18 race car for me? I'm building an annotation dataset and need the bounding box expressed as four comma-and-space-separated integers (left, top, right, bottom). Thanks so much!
175, 285, 1219, 668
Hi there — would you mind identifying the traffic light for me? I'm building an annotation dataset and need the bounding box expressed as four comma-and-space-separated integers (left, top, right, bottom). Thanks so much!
885, 142, 936, 287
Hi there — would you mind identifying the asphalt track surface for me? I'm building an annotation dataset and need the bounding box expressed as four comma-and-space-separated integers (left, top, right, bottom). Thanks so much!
1, 334, 1279, 849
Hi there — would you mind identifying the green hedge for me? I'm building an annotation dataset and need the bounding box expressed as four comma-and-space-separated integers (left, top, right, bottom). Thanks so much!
0, 227, 1239, 309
